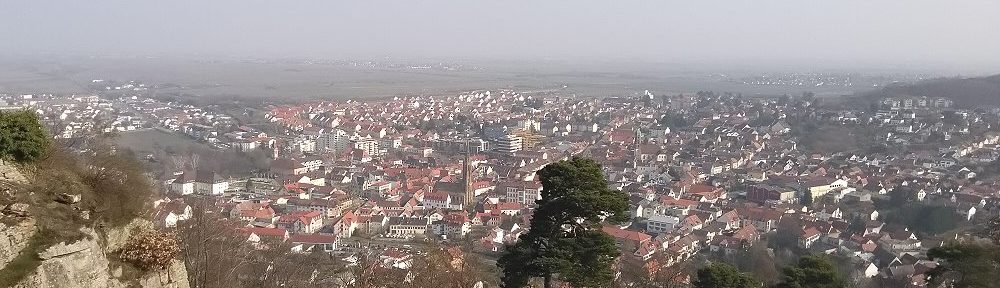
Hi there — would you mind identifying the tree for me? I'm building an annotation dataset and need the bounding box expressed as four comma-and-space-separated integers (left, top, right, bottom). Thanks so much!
775, 255, 845, 288
927, 241, 1000, 287
982, 216, 1000, 244
886, 186, 916, 207
693, 262, 761, 288
732, 244, 780, 285
616, 254, 691, 288
498, 157, 629, 288
0, 110, 51, 163
879, 203, 960, 237
770, 218, 803, 250
82, 145, 155, 227
177, 199, 252, 288
845, 216, 866, 235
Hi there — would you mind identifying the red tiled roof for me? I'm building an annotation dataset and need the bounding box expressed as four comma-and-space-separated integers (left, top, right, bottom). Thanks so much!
242, 227, 287, 238
289, 233, 337, 244
602, 225, 652, 243
801, 227, 821, 239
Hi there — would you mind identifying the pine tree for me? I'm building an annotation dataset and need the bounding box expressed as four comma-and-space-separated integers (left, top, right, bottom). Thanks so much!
775, 255, 845, 288
497, 157, 629, 288
0, 110, 50, 163
693, 262, 762, 288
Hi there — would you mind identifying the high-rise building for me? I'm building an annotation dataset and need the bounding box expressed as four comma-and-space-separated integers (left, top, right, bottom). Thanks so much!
316, 129, 351, 153
516, 130, 544, 149
351, 137, 382, 157
494, 133, 522, 154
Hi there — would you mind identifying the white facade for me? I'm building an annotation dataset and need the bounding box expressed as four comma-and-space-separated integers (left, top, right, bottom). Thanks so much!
646, 214, 679, 234
504, 184, 540, 206
352, 137, 382, 157
172, 182, 195, 195
495, 133, 523, 154
317, 129, 351, 153
195, 181, 229, 195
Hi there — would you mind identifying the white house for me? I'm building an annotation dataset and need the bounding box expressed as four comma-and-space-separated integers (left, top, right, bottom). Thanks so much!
422, 191, 452, 210
153, 199, 192, 228
646, 214, 679, 234
170, 170, 229, 195
289, 233, 339, 253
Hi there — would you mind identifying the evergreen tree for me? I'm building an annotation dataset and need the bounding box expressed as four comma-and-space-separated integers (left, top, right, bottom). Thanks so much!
775, 255, 845, 288
927, 242, 1000, 287
693, 262, 762, 288
498, 157, 629, 288
0, 110, 50, 163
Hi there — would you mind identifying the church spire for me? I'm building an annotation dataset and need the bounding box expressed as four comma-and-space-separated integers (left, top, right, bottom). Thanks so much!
632, 120, 641, 169
463, 137, 475, 208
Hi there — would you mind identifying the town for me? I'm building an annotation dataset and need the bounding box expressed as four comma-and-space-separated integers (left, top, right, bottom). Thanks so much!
2, 79, 997, 287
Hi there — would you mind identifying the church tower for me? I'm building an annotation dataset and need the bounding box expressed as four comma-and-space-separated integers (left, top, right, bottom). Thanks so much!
462, 138, 476, 208
632, 121, 642, 169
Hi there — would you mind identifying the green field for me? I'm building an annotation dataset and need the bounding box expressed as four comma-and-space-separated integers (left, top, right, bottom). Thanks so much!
114, 129, 210, 155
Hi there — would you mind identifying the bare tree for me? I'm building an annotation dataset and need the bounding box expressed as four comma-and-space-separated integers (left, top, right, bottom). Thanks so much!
615, 254, 693, 288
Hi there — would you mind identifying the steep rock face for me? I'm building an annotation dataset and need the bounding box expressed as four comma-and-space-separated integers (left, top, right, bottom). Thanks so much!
132, 260, 189, 288
0, 160, 28, 183
0, 218, 35, 269
14, 228, 117, 288
0, 161, 32, 269
13, 228, 190, 288
0, 163, 189, 288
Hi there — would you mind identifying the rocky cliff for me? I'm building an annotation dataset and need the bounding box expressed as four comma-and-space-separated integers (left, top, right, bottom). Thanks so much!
0, 162, 189, 288
11, 228, 188, 288
0, 218, 35, 269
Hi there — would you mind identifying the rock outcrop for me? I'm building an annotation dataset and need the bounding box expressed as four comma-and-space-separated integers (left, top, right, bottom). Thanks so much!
12, 228, 189, 288
0, 161, 32, 269
0, 160, 28, 184
0, 218, 35, 268
0, 162, 190, 288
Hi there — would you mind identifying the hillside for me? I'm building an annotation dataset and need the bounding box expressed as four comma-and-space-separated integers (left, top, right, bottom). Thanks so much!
864, 74, 1000, 108
1, 109, 188, 288
0, 159, 188, 288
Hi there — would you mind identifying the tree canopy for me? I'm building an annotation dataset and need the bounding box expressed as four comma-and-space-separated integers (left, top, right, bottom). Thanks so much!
927, 242, 1000, 288
775, 255, 845, 288
693, 262, 762, 288
498, 157, 629, 288
0, 110, 50, 163
926, 216, 1000, 287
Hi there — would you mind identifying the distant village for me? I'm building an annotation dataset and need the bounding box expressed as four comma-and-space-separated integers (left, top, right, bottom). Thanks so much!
4, 81, 1000, 287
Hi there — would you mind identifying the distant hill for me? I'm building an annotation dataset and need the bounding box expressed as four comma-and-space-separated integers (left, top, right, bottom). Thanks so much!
864, 74, 1000, 108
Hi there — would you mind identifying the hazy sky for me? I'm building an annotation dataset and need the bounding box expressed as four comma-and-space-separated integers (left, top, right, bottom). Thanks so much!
2, 0, 998, 70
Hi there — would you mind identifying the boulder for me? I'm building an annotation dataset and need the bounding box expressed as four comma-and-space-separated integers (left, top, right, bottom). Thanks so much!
4, 203, 30, 216
56, 193, 82, 204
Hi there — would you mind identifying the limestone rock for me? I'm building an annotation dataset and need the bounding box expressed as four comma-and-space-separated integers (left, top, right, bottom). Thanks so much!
38, 239, 91, 260
14, 229, 117, 288
136, 260, 190, 288
56, 193, 81, 204
11, 227, 191, 288
0, 161, 27, 184
4, 203, 30, 217
0, 217, 36, 268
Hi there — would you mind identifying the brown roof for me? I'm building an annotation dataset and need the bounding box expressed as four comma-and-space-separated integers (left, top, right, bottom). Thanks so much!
289, 233, 337, 244
602, 225, 652, 243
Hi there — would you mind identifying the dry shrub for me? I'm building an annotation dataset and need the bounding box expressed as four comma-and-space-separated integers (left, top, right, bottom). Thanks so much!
119, 230, 180, 271
81, 146, 154, 227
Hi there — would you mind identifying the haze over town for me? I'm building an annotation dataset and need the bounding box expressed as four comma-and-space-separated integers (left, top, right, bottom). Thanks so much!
2, 0, 999, 72
1, 1, 1000, 288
